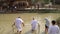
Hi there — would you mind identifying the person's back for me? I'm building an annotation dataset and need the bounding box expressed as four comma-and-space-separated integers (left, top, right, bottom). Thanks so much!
15, 18, 23, 26
49, 25, 59, 34
31, 20, 37, 27
31, 18, 38, 31
48, 20, 59, 34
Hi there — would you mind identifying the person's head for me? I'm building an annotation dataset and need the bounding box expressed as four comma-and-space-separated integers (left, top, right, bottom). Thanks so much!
52, 20, 56, 25
45, 18, 49, 21
45, 18, 48, 20
33, 18, 35, 20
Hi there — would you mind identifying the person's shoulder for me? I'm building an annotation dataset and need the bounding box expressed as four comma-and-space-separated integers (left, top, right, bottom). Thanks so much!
34, 19, 37, 21
49, 25, 53, 28
32, 20, 36, 21
49, 25, 52, 27
55, 25, 59, 27
19, 18, 22, 19
16, 18, 21, 20
54, 25, 59, 29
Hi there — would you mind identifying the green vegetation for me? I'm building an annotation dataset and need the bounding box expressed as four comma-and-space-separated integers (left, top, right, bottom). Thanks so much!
43, 0, 49, 4
29, 9, 60, 13
0, 9, 60, 13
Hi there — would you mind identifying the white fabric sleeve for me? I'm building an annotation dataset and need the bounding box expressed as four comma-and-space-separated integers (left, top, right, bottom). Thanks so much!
48, 26, 51, 34
57, 26, 59, 34
20, 19, 24, 23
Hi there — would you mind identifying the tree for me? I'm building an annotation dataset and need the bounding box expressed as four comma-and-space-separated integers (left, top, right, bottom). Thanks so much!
51, 0, 60, 5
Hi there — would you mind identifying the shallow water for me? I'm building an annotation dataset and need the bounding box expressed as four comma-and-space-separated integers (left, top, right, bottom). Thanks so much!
0, 13, 60, 34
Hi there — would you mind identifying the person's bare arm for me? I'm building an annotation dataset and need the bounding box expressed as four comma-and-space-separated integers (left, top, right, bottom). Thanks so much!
12, 22, 15, 27
22, 22, 25, 27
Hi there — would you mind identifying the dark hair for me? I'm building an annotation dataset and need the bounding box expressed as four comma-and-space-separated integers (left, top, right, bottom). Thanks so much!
33, 18, 34, 20
52, 20, 56, 25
